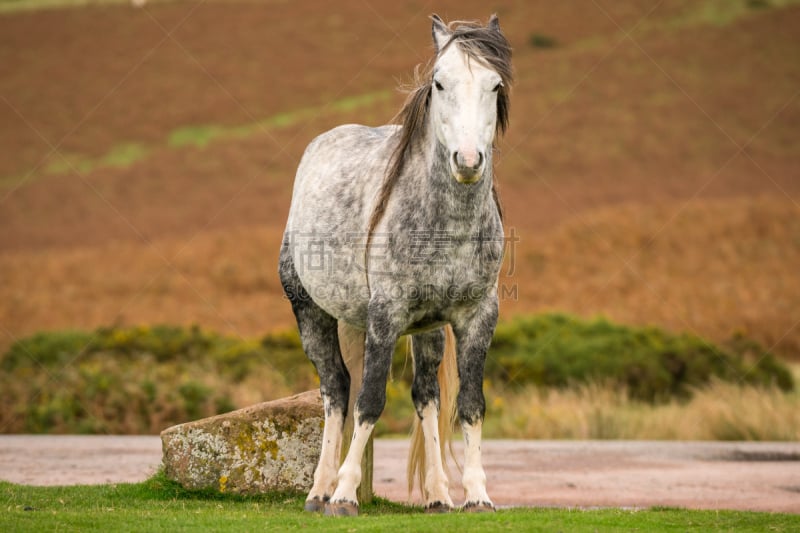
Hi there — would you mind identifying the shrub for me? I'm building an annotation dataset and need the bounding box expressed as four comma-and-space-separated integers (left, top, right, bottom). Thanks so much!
0, 325, 313, 434
1, 315, 793, 434
1, 329, 93, 370
528, 32, 557, 49
486, 314, 793, 402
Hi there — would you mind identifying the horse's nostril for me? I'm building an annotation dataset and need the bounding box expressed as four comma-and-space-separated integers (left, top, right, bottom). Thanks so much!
453, 151, 483, 170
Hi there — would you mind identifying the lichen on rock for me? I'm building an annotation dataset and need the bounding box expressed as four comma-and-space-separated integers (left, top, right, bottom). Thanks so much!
161, 389, 323, 494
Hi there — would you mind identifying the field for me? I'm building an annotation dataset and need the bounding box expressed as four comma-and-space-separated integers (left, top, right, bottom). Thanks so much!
1, 0, 800, 445
1, 0, 799, 358
2, 472, 799, 532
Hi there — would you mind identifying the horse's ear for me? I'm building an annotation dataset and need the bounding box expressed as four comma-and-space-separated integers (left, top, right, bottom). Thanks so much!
431, 14, 450, 54
488, 13, 501, 33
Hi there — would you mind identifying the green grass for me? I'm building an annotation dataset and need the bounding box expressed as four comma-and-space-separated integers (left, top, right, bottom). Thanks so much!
657, 0, 800, 30
169, 90, 391, 148
1, 473, 798, 532
0, 0, 128, 13
0, 89, 391, 188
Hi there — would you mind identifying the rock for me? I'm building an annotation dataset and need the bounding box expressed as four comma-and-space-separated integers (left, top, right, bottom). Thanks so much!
160, 389, 323, 494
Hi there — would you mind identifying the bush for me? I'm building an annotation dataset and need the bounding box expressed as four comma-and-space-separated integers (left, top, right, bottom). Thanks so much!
1, 315, 793, 434
2, 329, 93, 370
528, 32, 557, 49
0, 325, 313, 434
486, 314, 793, 402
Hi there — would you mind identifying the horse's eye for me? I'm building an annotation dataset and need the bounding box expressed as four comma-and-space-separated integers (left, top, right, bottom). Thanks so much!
492, 82, 502, 92
434, 80, 444, 91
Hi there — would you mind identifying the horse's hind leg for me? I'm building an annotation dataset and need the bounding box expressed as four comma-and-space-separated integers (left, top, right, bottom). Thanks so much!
279, 245, 349, 512
411, 328, 454, 511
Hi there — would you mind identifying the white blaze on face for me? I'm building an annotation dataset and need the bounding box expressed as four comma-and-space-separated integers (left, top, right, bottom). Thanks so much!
430, 43, 501, 184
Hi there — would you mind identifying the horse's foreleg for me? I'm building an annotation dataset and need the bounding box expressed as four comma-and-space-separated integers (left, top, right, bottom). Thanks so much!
453, 298, 498, 512
461, 419, 491, 511
325, 416, 374, 516
326, 304, 397, 516
412, 329, 454, 511
305, 398, 345, 512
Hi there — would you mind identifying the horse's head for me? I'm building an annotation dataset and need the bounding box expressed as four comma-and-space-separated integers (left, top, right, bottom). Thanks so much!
429, 15, 512, 185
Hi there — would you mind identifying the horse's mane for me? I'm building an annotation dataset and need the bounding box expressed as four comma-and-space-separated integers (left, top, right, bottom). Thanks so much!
366, 16, 513, 242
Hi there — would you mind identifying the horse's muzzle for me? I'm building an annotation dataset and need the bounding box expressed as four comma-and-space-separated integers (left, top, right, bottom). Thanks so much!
453, 150, 484, 184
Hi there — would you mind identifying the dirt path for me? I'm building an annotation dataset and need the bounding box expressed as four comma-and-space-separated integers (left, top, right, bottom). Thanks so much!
1, 436, 798, 513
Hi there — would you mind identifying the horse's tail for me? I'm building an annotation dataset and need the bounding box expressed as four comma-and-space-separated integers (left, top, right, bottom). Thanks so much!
407, 324, 459, 500
338, 321, 365, 459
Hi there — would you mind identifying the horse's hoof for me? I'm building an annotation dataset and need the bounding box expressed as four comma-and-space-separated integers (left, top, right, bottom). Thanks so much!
304, 497, 327, 513
324, 501, 359, 517
463, 501, 495, 513
425, 501, 453, 514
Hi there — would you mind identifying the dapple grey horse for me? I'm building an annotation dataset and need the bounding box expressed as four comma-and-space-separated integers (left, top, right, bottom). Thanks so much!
279, 14, 512, 516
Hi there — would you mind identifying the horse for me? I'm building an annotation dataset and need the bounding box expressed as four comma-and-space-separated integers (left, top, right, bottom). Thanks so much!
279, 14, 512, 516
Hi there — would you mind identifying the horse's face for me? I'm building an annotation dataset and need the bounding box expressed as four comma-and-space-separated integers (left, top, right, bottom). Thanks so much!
430, 35, 503, 185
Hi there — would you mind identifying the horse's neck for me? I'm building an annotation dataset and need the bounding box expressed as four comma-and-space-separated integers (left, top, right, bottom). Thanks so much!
412, 139, 496, 235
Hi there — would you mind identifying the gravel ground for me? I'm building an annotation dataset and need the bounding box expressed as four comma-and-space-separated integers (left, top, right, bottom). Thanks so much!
1, 436, 798, 513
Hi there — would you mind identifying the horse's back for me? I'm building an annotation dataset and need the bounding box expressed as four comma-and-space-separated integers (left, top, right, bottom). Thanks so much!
288, 124, 397, 233
284, 124, 398, 325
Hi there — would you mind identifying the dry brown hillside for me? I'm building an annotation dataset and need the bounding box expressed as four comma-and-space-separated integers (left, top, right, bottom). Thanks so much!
1, 0, 798, 358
